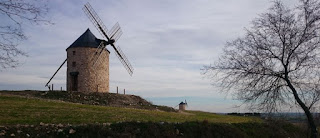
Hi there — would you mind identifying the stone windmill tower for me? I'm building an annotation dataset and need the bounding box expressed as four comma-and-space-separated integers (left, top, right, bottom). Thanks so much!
66, 29, 110, 92
177, 100, 188, 111
45, 3, 133, 93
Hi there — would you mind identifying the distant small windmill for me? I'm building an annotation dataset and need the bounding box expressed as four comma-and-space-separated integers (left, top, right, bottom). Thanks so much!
45, 2, 133, 92
175, 100, 188, 111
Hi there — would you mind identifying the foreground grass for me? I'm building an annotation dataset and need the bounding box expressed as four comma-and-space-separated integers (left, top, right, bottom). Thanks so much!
0, 95, 260, 125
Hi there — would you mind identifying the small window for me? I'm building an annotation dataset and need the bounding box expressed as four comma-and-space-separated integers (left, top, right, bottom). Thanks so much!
72, 62, 76, 67
72, 51, 76, 55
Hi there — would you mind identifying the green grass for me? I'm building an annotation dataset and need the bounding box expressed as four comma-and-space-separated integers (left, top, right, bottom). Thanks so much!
0, 95, 261, 125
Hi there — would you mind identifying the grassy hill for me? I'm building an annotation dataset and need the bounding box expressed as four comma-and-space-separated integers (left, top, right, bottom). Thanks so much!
0, 95, 260, 125
0, 93, 309, 137
0, 90, 175, 112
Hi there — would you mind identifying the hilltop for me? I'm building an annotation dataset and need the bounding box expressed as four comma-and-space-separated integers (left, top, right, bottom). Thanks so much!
0, 90, 175, 112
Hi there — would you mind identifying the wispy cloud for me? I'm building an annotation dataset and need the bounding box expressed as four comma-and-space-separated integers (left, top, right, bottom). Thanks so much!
0, 0, 298, 112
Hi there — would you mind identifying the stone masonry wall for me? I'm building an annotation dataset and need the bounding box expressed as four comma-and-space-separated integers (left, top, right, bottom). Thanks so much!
66, 47, 109, 92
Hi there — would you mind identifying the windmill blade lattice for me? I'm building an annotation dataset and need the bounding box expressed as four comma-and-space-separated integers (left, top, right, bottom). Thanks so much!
83, 3, 109, 40
92, 41, 106, 67
185, 99, 188, 107
83, 2, 134, 76
113, 45, 134, 76
109, 22, 123, 42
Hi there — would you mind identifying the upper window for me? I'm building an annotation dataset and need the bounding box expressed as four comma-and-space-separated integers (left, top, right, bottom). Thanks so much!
72, 51, 76, 55
72, 62, 76, 67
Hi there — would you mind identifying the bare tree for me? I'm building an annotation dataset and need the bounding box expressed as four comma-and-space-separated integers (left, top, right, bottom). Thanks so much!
0, 0, 50, 69
203, 0, 320, 137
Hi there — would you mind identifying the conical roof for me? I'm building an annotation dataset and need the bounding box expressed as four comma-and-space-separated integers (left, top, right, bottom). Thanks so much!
66, 28, 105, 50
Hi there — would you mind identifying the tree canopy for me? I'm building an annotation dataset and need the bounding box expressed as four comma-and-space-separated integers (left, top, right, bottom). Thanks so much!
204, 0, 320, 137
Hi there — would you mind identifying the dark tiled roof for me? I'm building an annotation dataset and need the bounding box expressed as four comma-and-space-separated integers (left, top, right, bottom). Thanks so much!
66, 28, 106, 50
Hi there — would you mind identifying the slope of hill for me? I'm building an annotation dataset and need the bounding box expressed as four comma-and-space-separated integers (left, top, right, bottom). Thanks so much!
0, 95, 259, 125
0, 90, 175, 112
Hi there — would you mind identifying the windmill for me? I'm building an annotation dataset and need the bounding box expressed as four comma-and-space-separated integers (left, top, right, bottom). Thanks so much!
45, 2, 133, 92
174, 99, 188, 111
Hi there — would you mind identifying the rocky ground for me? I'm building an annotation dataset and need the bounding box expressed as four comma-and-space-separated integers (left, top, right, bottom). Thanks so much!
0, 120, 307, 138
0, 90, 176, 112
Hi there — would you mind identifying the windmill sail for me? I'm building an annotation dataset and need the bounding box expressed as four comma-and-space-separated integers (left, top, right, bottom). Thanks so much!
92, 41, 106, 67
109, 22, 123, 42
113, 45, 134, 76
83, 2, 134, 76
83, 3, 109, 40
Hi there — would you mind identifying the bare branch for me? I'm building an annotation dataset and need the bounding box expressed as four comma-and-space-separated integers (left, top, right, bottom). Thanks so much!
0, 0, 51, 69
203, 0, 320, 137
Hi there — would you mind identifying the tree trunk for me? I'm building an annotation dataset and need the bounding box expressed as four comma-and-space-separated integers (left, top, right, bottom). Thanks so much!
286, 78, 318, 138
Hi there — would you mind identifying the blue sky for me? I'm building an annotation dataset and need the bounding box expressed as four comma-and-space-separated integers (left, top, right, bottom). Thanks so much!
0, 0, 296, 113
